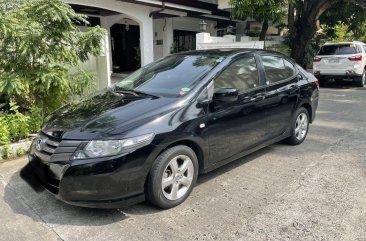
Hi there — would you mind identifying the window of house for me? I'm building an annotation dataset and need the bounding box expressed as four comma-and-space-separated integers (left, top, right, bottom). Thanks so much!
214, 56, 259, 92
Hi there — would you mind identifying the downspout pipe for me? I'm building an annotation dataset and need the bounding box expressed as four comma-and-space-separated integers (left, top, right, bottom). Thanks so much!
149, 0, 165, 18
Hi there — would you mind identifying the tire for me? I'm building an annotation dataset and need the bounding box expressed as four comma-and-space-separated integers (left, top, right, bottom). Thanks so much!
356, 70, 365, 87
286, 107, 310, 145
146, 145, 198, 209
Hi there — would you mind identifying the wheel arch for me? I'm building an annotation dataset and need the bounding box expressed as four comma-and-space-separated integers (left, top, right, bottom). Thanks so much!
299, 102, 313, 123
155, 139, 206, 174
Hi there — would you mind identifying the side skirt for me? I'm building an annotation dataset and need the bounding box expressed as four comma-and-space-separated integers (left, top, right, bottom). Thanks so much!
202, 130, 291, 174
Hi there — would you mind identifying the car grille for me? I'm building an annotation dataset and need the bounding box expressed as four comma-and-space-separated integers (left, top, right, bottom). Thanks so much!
35, 132, 82, 163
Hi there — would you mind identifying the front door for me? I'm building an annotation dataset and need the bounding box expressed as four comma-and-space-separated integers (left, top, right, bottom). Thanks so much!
205, 54, 267, 164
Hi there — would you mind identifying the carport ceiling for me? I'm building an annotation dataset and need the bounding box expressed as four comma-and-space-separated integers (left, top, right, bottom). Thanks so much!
70, 4, 121, 16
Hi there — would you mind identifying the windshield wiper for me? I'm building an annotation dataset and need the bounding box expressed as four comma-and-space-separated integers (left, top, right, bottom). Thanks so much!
114, 87, 158, 98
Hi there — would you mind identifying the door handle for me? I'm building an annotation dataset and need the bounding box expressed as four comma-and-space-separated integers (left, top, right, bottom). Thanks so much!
250, 94, 265, 102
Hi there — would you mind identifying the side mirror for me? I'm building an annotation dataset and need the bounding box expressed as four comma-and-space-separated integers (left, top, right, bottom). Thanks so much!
213, 88, 239, 102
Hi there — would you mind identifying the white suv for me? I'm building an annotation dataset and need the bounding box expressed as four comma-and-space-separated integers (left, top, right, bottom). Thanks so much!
313, 41, 366, 87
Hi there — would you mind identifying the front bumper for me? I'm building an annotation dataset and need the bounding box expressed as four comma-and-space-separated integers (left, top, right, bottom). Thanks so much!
21, 144, 156, 209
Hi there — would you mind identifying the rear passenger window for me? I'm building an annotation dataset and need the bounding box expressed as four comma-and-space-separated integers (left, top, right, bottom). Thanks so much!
214, 56, 259, 92
261, 56, 295, 84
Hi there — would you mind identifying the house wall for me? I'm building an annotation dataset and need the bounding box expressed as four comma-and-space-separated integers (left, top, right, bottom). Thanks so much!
66, 0, 218, 89
65, 0, 155, 66
153, 17, 217, 60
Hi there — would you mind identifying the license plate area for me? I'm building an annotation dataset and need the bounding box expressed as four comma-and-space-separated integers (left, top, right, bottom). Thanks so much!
328, 58, 339, 63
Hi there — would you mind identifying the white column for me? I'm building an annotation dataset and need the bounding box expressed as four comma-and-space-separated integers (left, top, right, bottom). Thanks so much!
163, 18, 173, 57
100, 16, 113, 75
139, 15, 154, 66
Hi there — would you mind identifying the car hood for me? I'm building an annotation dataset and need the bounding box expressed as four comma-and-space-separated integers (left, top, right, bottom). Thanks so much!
42, 91, 178, 140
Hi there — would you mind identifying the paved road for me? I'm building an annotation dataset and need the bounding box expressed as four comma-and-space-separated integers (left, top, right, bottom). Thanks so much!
1, 84, 366, 241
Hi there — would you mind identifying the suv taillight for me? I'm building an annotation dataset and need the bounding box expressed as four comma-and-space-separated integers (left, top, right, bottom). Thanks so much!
348, 55, 362, 61
313, 56, 322, 62
315, 79, 320, 89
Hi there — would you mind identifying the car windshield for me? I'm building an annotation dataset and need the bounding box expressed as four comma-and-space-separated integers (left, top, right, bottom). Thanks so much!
318, 44, 359, 55
114, 54, 225, 97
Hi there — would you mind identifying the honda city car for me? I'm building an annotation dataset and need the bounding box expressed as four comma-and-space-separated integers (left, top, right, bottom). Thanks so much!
22, 49, 319, 209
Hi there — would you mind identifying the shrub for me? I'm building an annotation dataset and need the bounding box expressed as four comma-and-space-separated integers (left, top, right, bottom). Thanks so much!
0, 115, 10, 145
0, 0, 105, 116
3, 144, 12, 159
16, 147, 24, 156
0, 101, 42, 149
7, 100, 30, 141
28, 105, 43, 133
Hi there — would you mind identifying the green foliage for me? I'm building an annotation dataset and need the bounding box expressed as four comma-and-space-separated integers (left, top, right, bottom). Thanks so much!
0, 101, 42, 149
331, 24, 356, 42
8, 100, 30, 141
230, 0, 287, 24
3, 144, 12, 159
0, 0, 105, 115
16, 147, 24, 156
28, 105, 43, 133
0, 115, 10, 145
321, 1, 366, 42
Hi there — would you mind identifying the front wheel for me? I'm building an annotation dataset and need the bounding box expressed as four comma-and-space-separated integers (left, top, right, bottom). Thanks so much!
146, 145, 198, 209
286, 107, 310, 145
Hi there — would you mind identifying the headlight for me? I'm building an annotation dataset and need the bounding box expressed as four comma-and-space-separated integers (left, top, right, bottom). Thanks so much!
71, 133, 155, 160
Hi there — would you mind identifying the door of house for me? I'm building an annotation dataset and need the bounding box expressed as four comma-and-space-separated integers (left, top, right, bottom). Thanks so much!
110, 24, 140, 72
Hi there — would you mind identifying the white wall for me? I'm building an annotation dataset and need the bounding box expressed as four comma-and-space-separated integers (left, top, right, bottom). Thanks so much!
65, 0, 155, 67
196, 32, 265, 50
172, 17, 217, 36
153, 17, 217, 60
153, 19, 165, 60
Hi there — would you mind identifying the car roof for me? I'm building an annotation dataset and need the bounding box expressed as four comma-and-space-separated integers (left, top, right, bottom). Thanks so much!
323, 41, 366, 45
175, 48, 289, 58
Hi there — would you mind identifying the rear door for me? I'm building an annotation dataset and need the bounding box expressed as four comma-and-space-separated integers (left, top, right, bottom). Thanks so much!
259, 55, 300, 140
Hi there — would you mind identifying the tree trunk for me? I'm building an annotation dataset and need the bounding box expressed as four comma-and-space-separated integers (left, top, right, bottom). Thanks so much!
290, 19, 317, 66
290, 0, 333, 65
259, 19, 269, 41
288, 3, 295, 33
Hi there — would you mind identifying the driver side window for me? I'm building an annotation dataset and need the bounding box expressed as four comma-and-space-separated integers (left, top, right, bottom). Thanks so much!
214, 56, 259, 92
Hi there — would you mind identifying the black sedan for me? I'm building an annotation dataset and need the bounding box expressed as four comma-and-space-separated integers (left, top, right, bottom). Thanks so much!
21, 49, 319, 209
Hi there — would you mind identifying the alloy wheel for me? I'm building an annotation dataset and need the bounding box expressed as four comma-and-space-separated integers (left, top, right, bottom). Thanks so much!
162, 155, 194, 201
295, 113, 308, 141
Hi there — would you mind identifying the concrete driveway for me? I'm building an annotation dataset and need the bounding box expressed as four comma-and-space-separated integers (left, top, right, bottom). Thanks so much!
1, 84, 366, 241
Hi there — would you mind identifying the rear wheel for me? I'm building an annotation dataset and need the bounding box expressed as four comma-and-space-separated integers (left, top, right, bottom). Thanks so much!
356, 70, 365, 87
286, 107, 310, 145
146, 145, 198, 209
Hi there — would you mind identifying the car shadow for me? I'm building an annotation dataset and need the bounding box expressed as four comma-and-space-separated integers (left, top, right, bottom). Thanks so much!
4, 172, 129, 226
196, 146, 272, 186
3, 145, 273, 225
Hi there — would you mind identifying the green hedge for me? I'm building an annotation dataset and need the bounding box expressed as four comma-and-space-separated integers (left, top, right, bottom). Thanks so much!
0, 101, 42, 146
